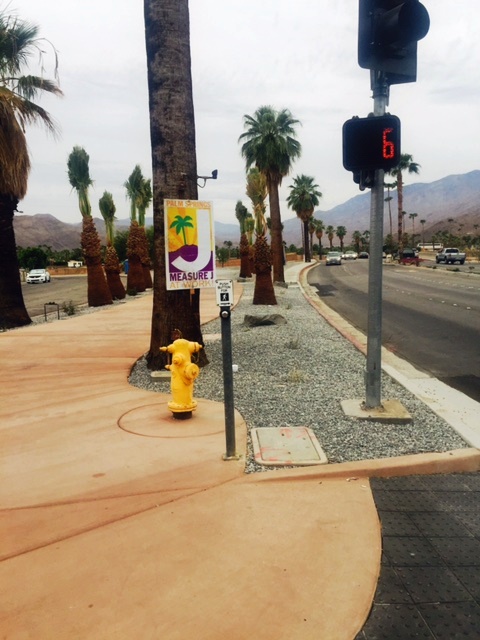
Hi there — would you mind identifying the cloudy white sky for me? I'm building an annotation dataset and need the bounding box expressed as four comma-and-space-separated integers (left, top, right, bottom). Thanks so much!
11, 0, 480, 226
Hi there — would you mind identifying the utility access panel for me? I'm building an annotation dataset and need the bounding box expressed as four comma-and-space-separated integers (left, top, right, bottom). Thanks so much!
343, 114, 401, 172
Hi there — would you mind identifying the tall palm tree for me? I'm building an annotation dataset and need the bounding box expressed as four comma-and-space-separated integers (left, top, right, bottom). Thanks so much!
124, 165, 146, 293
67, 146, 112, 307
245, 168, 276, 304
286, 174, 322, 263
409, 212, 418, 246
99, 190, 126, 300
326, 225, 335, 249
144, 0, 206, 369
420, 218, 426, 246
239, 105, 301, 283
387, 153, 420, 253
0, 12, 62, 329
308, 219, 317, 258
314, 219, 325, 260
336, 225, 347, 252
352, 230, 362, 253
235, 200, 252, 278
384, 180, 396, 242
137, 175, 153, 288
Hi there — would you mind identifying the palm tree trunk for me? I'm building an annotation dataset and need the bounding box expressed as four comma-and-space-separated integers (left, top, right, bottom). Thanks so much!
81, 217, 113, 307
126, 221, 146, 293
139, 226, 153, 288
253, 270, 277, 305
268, 181, 285, 283
303, 219, 311, 262
104, 245, 126, 300
142, 265, 153, 288
239, 233, 252, 278
253, 235, 277, 305
0, 197, 31, 328
126, 255, 145, 293
144, 0, 207, 369
397, 172, 404, 251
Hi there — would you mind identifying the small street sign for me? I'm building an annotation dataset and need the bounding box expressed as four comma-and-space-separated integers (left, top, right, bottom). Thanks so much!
216, 279, 233, 307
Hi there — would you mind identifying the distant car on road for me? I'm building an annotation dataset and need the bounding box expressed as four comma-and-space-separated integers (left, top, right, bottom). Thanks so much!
326, 251, 342, 266
358, 252, 369, 259
26, 268, 51, 284
343, 250, 358, 260
399, 248, 421, 266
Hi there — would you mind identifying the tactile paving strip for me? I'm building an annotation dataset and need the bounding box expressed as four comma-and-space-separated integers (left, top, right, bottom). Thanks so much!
357, 472, 480, 640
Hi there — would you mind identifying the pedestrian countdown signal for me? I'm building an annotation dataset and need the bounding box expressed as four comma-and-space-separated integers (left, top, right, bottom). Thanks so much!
342, 115, 401, 172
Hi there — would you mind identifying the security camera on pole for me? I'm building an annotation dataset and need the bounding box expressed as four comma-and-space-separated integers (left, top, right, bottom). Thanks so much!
342, 0, 429, 412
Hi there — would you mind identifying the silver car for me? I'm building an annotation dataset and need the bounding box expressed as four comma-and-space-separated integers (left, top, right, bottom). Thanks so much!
326, 251, 342, 266
26, 269, 51, 283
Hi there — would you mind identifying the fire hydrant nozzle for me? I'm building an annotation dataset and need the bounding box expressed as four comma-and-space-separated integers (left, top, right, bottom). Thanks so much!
160, 338, 203, 418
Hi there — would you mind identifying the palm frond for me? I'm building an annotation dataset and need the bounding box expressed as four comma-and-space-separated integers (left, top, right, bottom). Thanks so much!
67, 146, 93, 217
0, 11, 61, 199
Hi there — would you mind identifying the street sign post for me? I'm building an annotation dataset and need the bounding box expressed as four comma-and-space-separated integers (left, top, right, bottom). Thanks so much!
215, 279, 239, 460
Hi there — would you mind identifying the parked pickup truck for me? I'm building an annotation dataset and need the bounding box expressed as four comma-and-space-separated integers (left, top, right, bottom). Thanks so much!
435, 248, 466, 265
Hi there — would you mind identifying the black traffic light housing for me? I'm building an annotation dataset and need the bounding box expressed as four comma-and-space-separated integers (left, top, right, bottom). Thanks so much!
358, 0, 430, 84
343, 114, 401, 173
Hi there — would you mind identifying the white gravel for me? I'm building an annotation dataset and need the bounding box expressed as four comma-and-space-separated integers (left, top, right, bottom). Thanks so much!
129, 276, 469, 473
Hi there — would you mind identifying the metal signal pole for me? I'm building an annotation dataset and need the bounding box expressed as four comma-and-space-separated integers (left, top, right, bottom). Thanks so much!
364, 71, 389, 408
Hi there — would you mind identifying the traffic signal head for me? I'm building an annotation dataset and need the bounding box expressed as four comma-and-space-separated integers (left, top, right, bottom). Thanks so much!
343, 114, 401, 172
358, 0, 430, 84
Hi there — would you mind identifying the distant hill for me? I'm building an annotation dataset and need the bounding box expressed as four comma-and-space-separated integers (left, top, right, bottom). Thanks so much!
13, 171, 480, 250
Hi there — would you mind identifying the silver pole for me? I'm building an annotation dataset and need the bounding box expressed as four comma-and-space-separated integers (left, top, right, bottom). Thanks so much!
365, 72, 389, 408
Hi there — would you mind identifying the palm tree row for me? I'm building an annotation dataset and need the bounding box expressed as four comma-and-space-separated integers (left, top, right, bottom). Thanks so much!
67, 146, 113, 307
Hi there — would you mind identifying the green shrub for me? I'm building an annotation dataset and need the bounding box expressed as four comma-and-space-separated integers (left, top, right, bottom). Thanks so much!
61, 300, 76, 316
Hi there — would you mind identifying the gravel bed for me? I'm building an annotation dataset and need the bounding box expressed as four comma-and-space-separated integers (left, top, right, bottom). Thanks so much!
129, 278, 469, 472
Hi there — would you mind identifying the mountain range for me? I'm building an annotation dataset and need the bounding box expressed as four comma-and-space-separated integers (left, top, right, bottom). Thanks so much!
13, 170, 480, 251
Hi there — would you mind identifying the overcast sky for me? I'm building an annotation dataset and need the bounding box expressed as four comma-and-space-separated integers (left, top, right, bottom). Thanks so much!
11, 0, 480, 226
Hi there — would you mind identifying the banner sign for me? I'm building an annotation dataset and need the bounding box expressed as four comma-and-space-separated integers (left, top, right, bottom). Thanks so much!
164, 199, 216, 290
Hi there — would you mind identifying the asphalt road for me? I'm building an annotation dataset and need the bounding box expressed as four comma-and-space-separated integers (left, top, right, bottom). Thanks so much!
22, 275, 111, 318
307, 260, 480, 402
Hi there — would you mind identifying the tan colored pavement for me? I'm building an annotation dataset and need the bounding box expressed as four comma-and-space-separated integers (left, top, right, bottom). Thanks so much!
1, 265, 479, 639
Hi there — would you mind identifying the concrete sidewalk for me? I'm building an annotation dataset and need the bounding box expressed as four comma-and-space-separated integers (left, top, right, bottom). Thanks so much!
1, 262, 479, 639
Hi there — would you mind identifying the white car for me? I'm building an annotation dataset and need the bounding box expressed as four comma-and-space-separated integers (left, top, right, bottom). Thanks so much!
326, 251, 342, 266
26, 269, 51, 284
343, 250, 358, 260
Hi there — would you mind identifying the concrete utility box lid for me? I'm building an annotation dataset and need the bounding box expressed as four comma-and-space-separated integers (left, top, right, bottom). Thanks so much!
251, 427, 328, 466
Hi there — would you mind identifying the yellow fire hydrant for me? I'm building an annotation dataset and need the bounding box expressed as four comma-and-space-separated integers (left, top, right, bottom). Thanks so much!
160, 338, 203, 419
